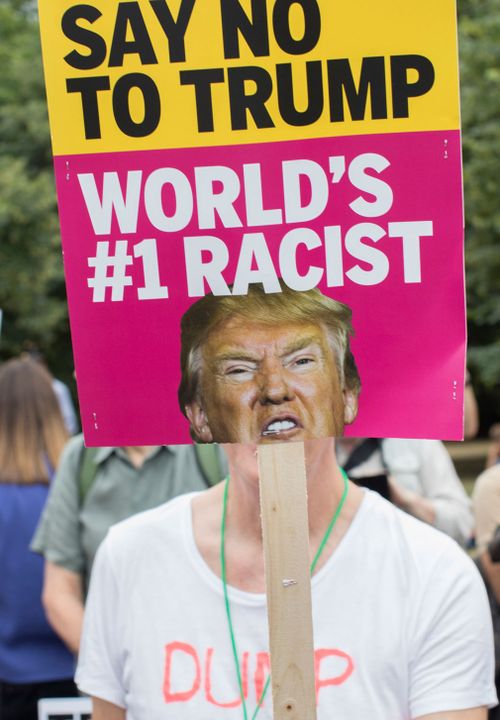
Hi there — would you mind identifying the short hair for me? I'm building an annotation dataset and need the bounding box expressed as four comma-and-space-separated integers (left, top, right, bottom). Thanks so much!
178, 283, 360, 415
0, 357, 68, 484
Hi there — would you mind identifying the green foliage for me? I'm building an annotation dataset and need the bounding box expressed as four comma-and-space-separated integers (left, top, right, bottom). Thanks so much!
459, 0, 500, 396
0, 0, 70, 376
0, 0, 497, 419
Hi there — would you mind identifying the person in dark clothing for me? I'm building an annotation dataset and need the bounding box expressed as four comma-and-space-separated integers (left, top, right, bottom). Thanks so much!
0, 358, 77, 720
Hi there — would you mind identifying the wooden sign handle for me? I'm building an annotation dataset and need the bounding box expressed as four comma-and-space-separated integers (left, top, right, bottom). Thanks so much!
258, 442, 317, 720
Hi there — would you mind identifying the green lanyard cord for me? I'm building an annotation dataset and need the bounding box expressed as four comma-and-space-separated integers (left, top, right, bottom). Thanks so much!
310, 468, 349, 575
220, 475, 250, 720
220, 467, 349, 719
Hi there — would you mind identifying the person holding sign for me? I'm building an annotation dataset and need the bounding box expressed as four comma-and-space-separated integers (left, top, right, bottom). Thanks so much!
178, 284, 360, 444
34, 0, 490, 714
0, 359, 77, 720
75, 290, 495, 719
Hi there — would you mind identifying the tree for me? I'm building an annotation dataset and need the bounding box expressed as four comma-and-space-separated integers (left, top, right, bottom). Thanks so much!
0, 0, 71, 378
459, 0, 500, 415
0, 0, 498, 425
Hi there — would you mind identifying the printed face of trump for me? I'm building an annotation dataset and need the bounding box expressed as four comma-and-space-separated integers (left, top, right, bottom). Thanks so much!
185, 317, 358, 444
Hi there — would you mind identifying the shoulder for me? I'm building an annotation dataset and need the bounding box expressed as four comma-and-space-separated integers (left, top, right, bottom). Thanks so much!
113, 490, 194, 529
362, 490, 475, 578
366, 489, 454, 549
46, 435, 86, 494
474, 464, 500, 497
102, 491, 200, 566
58, 434, 86, 467
0, 482, 48, 517
363, 492, 490, 667
166, 443, 228, 485
391, 492, 498, 717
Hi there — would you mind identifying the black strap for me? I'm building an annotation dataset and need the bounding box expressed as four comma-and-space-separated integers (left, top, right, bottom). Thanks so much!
343, 438, 382, 474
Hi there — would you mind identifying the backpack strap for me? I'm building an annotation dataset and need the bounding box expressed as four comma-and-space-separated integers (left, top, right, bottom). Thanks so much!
78, 444, 99, 503
343, 438, 382, 474
194, 444, 223, 487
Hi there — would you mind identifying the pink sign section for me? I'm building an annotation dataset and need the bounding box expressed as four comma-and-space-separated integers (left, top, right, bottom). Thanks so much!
54, 129, 465, 445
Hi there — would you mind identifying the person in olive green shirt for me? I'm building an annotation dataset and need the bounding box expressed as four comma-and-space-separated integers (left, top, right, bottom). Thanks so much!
32, 436, 226, 654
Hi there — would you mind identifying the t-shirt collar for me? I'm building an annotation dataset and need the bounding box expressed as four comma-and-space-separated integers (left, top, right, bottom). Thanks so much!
93, 445, 173, 465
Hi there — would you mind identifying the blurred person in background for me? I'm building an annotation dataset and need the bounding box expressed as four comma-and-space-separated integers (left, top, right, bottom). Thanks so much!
486, 424, 500, 470
76, 438, 495, 718
32, 436, 226, 653
473, 464, 500, 593
337, 437, 473, 547
50, 377, 79, 436
464, 369, 480, 440
22, 347, 79, 436
472, 464, 500, 719
0, 358, 77, 720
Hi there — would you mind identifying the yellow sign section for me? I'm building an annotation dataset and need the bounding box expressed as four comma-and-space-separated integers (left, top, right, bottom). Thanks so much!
38, 0, 460, 155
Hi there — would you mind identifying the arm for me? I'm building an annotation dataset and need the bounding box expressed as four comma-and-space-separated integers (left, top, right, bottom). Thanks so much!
42, 561, 84, 654
409, 545, 496, 718
76, 539, 127, 709
31, 435, 87, 571
92, 697, 126, 720
388, 477, 436, 525
416, 709, 487, 719
485, 443, 500, 470
408, 441, 472, 545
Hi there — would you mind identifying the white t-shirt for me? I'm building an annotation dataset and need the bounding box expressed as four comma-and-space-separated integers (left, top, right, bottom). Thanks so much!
76, 490, 496, 719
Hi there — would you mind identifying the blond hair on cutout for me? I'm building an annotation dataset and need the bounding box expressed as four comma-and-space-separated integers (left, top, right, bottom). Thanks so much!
0, 357, 69, 484
178, 283, 360, 416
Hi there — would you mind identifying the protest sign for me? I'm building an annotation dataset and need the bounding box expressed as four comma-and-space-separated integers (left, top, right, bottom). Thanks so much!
38, 0, 465, 445
38, 697, 91, 720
